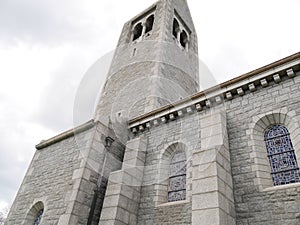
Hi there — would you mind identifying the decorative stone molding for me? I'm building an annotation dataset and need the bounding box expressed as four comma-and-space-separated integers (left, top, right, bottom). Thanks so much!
36, 120, 95, 150
22, 201, 45, 225
129, 54, 300, 135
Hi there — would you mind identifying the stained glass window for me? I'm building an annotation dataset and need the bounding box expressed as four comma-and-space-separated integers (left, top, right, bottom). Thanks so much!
34, 209, 43, 225
264, 125, 300, 186
168, 151, 186, 202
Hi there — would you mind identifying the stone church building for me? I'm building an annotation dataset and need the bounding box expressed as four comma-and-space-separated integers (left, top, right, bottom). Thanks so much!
6, 0, 300, 224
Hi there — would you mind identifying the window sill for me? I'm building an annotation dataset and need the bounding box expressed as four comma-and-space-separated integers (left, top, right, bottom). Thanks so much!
157, 200, 189, 207
263, 182, 300, 192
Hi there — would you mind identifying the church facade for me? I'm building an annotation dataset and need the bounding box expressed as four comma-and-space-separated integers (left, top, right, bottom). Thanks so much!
5, 0, 300, 225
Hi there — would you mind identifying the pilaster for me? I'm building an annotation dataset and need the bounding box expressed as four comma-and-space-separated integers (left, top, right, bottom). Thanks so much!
99, 137, 147, 225
192, 110, 236, 225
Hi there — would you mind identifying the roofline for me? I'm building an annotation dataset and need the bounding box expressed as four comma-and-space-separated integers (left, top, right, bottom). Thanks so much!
36, 120, 95, 150
129, 51, 300, 125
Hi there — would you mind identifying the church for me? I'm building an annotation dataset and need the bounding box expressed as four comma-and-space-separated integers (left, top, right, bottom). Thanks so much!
5, 0, 300, 224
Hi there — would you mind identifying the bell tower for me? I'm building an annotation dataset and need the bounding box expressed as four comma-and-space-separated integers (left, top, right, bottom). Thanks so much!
94, 0, 199, 139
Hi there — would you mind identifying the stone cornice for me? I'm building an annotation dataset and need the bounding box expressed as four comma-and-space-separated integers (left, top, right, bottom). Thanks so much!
129, 52, 300, 133
36, 120, 95, 150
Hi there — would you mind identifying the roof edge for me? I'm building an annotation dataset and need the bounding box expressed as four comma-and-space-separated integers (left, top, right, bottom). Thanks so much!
36, 120, 95, 150
129, 51, 300, 125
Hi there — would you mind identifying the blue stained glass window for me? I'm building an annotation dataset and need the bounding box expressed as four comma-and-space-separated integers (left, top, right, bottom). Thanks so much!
264, 125, 300, 186
34, 209, 43, 225
168, 151, 186, 202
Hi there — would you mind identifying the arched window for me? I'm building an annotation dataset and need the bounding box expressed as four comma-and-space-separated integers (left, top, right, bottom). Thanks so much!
132, 23, 143, 41
172, 18, 180, 38
264, 125, 300, 186
24, 201, 44, 225
34, 209, 43, 225
145, 15, 154, 34
168, 151, 186, 202
180, 30, 188, 49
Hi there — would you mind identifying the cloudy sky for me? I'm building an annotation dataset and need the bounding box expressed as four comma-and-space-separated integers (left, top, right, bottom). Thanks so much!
1, 0, 300, 212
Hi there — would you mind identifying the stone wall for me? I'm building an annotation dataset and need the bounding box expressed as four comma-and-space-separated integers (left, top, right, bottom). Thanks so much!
133, 70, 300, 224
136, 110, 201, 224
6, 121, 125, 225
226, 72, 300, 225
5, 126, 91, 225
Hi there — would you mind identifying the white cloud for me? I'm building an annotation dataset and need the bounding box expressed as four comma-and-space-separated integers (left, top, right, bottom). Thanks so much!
190, 0, 300, 85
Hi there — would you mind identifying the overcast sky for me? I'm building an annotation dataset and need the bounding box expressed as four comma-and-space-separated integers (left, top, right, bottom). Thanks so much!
0, 0, 300, 212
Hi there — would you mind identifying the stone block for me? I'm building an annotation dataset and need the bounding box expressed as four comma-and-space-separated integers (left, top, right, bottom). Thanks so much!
193, 162, 218, 179
192, 177, 218, 194
100, 207, 118, 220
201, 134, 228, 150
237, 88, 244, 96
201, 123, 225, 139
116, 208, 130, 224
192, 192, 219, 210
192, 208, 220, 225
103, 195, 121, 208
226, 92, 233, 100
192, 148, 217, 165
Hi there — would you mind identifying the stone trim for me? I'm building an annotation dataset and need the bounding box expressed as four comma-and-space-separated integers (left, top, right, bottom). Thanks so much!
248, 108, 300, 191
22, 201, 45, 225
129, 53, 300, 134
263, 182, 300, 192
36, 120, 95, 150
157, 199, 189, 207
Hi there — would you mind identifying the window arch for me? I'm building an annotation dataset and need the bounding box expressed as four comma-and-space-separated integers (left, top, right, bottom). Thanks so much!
172, 18, 180, 38
264, 125, 300, 186
168, 150, 186, 202
180, 30, 188, 49
23, 201, 44, 225
145, 15, 154, 34
154, 142, 189, 206
132, 23, 143, 41
172, 17, 189, 50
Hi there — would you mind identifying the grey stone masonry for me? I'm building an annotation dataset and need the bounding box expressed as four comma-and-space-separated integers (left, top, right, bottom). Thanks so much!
94, 0, 199, 130
6, 121, 125, 225
129, 55, 300, 225
99, 137, 147, 225
192, 110, 235, 225
5, 121, 95, 225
